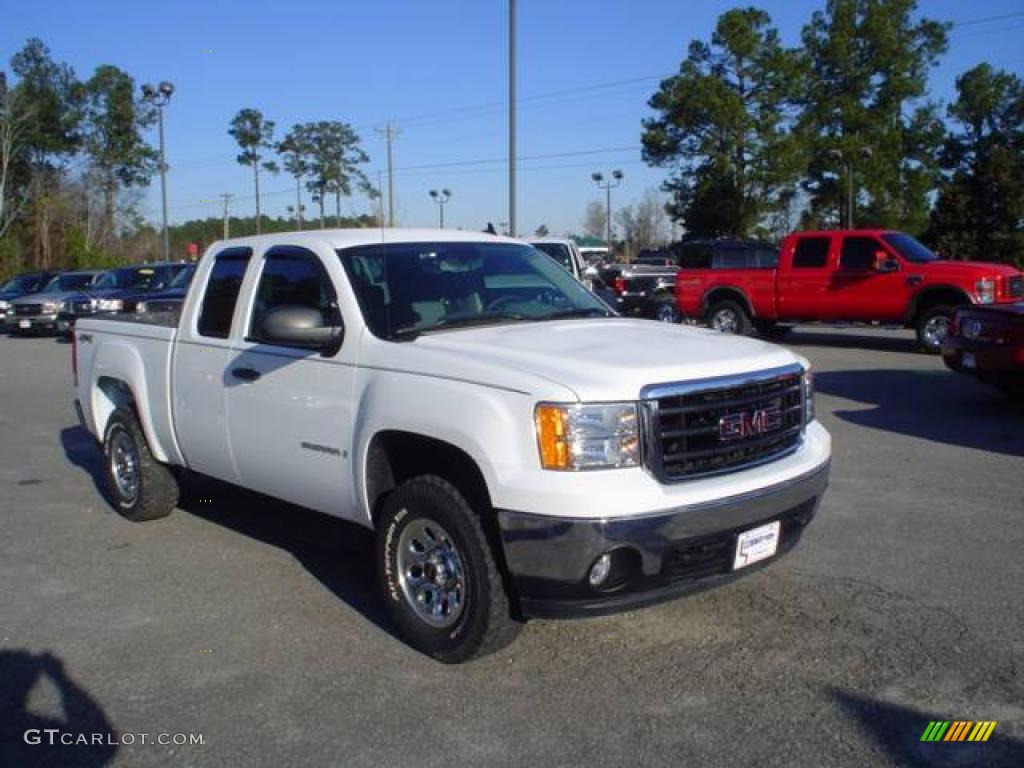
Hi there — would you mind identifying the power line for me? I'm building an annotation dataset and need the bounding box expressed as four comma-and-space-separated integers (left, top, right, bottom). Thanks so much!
950, 11, 1024, 27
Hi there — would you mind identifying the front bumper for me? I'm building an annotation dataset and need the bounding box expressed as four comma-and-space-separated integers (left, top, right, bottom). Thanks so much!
498, 460, 830, 617
9, 314, 59, 333
616, 293, 653, 316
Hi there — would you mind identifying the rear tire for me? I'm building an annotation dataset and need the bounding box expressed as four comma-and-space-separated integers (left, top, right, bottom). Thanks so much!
915, 305, 953, 354
377, 475, 519, 663
706, 300, 752, 335
653, 295, 681, 323
102, 407, 178, 521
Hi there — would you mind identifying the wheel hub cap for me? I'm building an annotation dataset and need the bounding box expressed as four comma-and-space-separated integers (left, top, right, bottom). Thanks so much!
712, 310, 738, 333
397, 517, 466, 628
109, 430, 140, 503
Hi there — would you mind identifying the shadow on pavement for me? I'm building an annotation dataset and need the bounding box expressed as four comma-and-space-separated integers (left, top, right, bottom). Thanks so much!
59, 424, 394, 639
0, 649, 118, 767
783, 327, 918, 354
832, 689, 1024, 767
815, 369, 1024, 457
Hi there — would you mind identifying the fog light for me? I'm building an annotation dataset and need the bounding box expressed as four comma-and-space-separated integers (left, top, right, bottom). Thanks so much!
589, 553, 612, 587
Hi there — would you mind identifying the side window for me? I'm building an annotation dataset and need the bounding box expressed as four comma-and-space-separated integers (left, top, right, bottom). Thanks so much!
839, 237, 880, 272
713, 247, 748, 269
678, 245, 712, 269
792, 237, 830, 268
756, 248, 779, 268
197, 248, 252, 339
249, 247, 338, 343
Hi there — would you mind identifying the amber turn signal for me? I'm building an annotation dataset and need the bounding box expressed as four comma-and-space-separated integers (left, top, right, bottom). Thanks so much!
535, 405, 571, 470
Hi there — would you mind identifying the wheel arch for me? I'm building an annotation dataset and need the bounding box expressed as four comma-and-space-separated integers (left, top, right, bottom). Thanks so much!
702, 286, 755, 318
905, 285, 971, 326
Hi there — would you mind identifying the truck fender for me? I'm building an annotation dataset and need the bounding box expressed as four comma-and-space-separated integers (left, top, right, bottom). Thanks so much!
351, 373, 534, 527
904, 285, 971, 326
701, 285, 756, 318
88, 339, 174, 463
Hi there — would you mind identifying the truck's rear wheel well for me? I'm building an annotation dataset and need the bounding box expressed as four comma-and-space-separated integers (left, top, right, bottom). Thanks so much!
907, 286, 970, 325
94, 377, 137, 437
703, 288, 754, 318
366, 431, 491, 529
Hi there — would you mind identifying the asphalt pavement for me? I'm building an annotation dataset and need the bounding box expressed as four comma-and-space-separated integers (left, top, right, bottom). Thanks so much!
1, 326, 1022, 768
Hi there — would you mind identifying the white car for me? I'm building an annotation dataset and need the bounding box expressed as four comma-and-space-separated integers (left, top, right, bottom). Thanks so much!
72, 229, 831, 662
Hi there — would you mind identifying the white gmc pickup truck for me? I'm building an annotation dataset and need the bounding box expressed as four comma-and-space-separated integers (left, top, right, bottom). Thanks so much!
72, 229, 831, 663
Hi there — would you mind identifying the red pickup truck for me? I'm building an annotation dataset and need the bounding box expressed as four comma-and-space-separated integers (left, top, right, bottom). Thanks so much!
675, 230, 1024, 352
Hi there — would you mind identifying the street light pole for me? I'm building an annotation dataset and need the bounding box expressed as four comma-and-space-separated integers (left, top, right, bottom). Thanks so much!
429, 188, 452, 228
508, 0, 517, 238
141, 81, 174, 261
592, 170, 623, 254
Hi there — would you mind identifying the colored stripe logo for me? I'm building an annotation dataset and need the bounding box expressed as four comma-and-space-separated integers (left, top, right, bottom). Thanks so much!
921, 721, 997, 742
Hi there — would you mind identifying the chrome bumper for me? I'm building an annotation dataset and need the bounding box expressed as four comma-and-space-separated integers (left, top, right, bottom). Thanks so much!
497, 461, 830, 617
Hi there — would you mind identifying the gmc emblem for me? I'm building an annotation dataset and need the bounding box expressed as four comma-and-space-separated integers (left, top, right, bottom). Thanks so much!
719, 404, 783, 441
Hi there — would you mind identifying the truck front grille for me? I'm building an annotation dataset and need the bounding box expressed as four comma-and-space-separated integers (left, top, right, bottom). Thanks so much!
14, 303, 42, 317
644, 365, 805, 482
1008, 275, 1023, 299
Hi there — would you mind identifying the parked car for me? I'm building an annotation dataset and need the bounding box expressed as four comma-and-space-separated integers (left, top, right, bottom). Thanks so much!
0, 271, 58, 330
129, 264, 196, 316
675, 230, 1024, 352
58, 262, 189, 334
618, 239, 778, 324
72, 229, 830, 663
528, 238, 617, 307
942, 303, 1024, 400
8, 271, 102, 336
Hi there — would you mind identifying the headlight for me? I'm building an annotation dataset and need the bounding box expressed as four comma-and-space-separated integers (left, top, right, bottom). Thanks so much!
136, 301, 148, 313
803, 367, 815, 424
97, 299, 123, 311
42, 301, 59, 314
535, 402, 640, 470
0, 300, 8, 311
975, 278, 995, 304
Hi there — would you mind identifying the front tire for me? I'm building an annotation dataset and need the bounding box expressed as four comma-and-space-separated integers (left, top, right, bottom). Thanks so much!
377, 475, 518, 663
706, 300, 752, 335
102, 407, 179, 521
915, 305, 953, 354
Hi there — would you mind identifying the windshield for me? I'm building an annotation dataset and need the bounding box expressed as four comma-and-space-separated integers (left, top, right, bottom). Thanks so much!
44, 273, 95, 292
2, 274, 45, 292
168, 265, 195, 289
882, 233, 939, 263
531, 242, 574, 272
339, 241, 611, 340
94, 267, 158, 290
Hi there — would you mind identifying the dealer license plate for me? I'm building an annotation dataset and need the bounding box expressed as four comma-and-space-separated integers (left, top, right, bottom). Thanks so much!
18, 319, 30, 329
962, 352, 976, 369
733, 521, 780, 570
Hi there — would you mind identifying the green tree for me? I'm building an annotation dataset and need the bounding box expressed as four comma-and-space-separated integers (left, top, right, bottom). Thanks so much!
926, 64, 1024, 265
797, 0, 947, 231
292, 121, 370, 228
10, 38, 82, 267
228, 108, 278, 234
642, 7, 803, 237
277, 127, 310, 230
81, 65, 157, 241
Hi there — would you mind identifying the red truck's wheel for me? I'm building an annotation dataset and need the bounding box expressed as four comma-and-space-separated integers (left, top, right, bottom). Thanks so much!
377, 475, 519, 663
915, 305, 953, 354
706, 300, 752, 335
102, 407, 179, 521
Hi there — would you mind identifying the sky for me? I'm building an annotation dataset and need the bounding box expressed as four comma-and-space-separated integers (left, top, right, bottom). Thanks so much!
3, 0, 1024, 239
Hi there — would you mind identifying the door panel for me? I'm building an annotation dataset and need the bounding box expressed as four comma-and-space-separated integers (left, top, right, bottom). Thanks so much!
777, 235, 835, 319
225, 246, 357, 518
828, 236, 908, 321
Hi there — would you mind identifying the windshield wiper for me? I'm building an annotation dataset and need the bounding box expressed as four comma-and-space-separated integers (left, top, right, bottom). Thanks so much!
391, 312, 529, 340
536, 307, 613, 321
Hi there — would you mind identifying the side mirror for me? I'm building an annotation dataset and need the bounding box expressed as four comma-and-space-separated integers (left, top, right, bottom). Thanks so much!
876, 254, 899, 273
260, 305, 343, 353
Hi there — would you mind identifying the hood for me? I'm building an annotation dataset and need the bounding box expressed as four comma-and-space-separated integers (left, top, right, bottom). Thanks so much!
360, 318, 801, 401
11, 290, 84, 305
918, 260, 1021, 280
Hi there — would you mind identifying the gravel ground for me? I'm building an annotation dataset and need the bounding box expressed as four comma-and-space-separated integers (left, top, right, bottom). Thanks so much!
1, 326, 1022, 767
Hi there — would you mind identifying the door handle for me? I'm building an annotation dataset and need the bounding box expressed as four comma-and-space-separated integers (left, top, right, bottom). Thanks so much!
231, 367, 261, 382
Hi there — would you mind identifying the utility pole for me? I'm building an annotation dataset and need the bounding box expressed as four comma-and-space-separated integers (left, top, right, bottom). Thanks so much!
592, 170, 624, 255
508, 0, 517, 238
219, 193, 233, 240
376, 123, 400, 227
141, 81, 175, 260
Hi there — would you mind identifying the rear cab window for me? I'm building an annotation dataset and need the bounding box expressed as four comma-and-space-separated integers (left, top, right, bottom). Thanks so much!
197, 247, 253, 338
792, 237, 831, 269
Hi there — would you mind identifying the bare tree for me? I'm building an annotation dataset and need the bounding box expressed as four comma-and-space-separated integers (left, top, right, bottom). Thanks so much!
582, 200, 606, 240
0, 76, 31, 239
